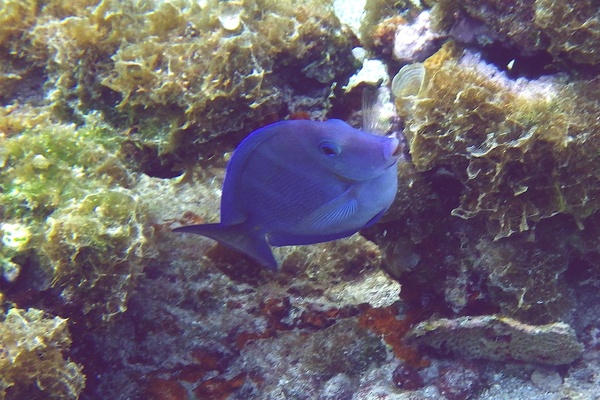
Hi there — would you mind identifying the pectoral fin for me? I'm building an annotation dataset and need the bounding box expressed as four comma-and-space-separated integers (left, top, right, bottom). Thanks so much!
303, 191, 358, 231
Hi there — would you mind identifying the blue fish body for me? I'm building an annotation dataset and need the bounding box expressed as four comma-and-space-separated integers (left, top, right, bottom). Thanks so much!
174, 119, 400, 270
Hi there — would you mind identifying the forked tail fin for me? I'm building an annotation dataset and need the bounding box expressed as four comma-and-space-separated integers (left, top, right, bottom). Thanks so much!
173, 223, 278, 270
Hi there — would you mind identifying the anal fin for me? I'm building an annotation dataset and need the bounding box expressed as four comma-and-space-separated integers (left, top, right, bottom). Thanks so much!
173, 223, 278, 270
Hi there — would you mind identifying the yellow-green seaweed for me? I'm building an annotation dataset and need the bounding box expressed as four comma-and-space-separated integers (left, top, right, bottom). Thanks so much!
2, 0, 354, 162
0, 114, 155, 323
427, 0, 600, 65
398, 42, 600, 239
0, 307, 85, 399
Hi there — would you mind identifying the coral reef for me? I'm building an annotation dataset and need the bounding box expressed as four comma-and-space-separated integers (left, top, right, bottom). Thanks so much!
0, 307, 85, 399
407, 315, 584, 365
366, 39, 600, 325
370, 194, 599, 325
42, 171, 600, 400
426, 0, 600, 65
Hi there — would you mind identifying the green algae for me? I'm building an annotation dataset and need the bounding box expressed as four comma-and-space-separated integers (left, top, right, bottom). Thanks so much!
0, 115, 123, 219
42, 188, 153, 321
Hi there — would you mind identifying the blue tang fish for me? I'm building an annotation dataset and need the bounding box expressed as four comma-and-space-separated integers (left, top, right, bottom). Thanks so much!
174, 119, 401, 270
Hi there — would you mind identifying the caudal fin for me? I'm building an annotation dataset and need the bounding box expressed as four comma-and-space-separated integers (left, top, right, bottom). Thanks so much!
173, 223, 278, 270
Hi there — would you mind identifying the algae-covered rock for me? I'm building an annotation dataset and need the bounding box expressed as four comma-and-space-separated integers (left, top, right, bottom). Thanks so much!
360, 0, 420, 52
1, 0, 354, 169
0, 115, 128, 218
277, 234, 383, 279
0, 307, 85, 399
42, 188, 153, 322
397, 42, 600, 239
0, 0, 37, 46
235, 318, 386, 397
0, 222, 31, 283
427, 0, 600, 65
407, 315, 584, 365
368, 43, 600, 322
474, 235, 572, 323
0, 115, 156, 323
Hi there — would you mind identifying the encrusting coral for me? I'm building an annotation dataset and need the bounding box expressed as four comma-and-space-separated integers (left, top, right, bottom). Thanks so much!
0, 307, 85, 399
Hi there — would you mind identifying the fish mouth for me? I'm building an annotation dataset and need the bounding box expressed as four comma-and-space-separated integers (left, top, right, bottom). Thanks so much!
384, 135, 402, 161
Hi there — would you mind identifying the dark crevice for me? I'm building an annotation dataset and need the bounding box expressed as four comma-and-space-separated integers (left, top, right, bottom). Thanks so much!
480, 43, 558, 79
425, 167, 464, 213
479, 41, 600, 80
564, 257, 595, 284
120, 140, 185, 179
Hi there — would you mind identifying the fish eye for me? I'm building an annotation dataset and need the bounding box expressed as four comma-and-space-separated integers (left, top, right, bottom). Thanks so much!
319, 142, 340, 157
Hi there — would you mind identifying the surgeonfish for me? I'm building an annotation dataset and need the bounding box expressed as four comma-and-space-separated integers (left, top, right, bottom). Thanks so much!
174, 118, 401, 270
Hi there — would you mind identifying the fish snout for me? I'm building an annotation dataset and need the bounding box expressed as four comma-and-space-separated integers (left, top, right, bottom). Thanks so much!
384, 135, 402, 162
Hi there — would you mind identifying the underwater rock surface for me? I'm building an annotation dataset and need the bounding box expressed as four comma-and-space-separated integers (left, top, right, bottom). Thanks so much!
407, 315, 584, 365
